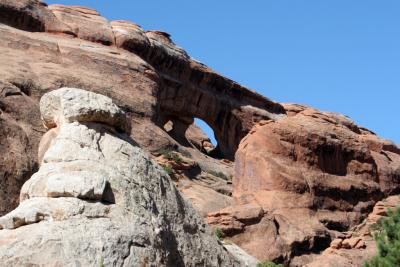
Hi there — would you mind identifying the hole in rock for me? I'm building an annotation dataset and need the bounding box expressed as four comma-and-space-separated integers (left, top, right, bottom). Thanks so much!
192, 118, 221, 158
194, 118, 217, 146
160, 115, 224, 159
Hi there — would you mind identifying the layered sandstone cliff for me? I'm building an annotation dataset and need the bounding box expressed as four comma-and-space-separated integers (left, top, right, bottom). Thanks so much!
0, 0, 284, 218
208, 104, 400, 265
0, 1, 399, 267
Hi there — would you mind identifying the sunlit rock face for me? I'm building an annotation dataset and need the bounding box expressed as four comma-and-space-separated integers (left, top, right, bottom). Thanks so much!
1, 1, 400, 266
0, 0, 284, 216
208, 104, 400, 266
0, 88, 240, 267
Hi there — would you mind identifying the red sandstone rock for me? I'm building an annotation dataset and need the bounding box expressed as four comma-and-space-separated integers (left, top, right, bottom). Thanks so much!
155, 154, 197, 171
0, 0, 284, 216
111, 20, 150, 54
0, 81, 42, 215
306, 195, 400, 266
0, 0, 72, 33
355, 240, 366, 249
207, 203, 264, 235
185, 123, 215, 153
210, 105, 400, 265
0, 2, 399, 266
180, 181, 232, 217
342, 237, 362, 249
330, 239, 343, 249
48, 4, 115, 45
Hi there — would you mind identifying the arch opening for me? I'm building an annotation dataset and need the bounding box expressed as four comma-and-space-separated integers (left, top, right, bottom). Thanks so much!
159, 114, 224, 159
156, 78, 286, 160
194, 118, 217, 147
188, 118, 220, 157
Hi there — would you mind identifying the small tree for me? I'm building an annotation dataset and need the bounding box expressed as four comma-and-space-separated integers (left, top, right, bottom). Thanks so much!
214, 228, 225, 240
365, 207, 400, 267
157, 148, 183, 163
161, 164, 173, 176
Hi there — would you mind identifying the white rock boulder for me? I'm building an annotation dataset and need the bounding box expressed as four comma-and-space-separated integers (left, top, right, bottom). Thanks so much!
0, 88, 240, 266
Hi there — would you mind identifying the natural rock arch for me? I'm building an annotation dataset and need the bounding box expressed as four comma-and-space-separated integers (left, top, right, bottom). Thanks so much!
0, 0, 287, 161
157, 78, 286, 160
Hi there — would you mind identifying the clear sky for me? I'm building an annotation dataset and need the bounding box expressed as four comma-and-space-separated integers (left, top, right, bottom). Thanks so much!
46, 0, 399, 145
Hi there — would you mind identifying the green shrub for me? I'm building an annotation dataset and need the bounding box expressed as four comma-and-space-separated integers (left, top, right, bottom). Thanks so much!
208, 170, 229, 180
364, 207, 400, 267
215, 227, 225, 240
171, 153, 183, 163
161, 164, 173, 176
158, 148, 182, 163
257, 261, 283, 267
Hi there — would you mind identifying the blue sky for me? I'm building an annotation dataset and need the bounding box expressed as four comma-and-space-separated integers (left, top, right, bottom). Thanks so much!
46, 0, 399, 145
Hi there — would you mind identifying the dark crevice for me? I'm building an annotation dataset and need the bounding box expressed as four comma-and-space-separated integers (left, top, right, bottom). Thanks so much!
154, 221, 184, 267
319, 219, 349, 232
312, 186, 383, 209
0, 7, 45, 32
11, 80, 36, 96
102, 182, 115, 204
236, 214, 264, 226
290, 235, 331, 258
272, 217, 280, 235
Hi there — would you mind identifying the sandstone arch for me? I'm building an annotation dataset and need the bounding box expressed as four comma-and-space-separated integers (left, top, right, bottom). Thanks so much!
157, 77, 286, 159
0, 1, 287, 160
112, 24, 288, 159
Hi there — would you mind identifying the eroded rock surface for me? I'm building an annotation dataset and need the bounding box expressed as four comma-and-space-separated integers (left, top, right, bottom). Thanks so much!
0, 0, 71, 32
0, 81, 42, 215
0, 88, 240, 266
0, 1, 399, 266
305, 195, 400, 267
0, 0, 284, 217
208, 104, 400, 266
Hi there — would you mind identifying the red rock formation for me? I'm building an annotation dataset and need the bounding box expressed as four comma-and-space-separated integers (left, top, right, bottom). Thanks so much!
306, 195, 400, 267
0, 0, 72, 33
0, 0, 285, 159
185, 123, 215, 153
48, 5, 115, 45
208, 104, 400, 265
0, 1, 399, 266
0, 81, 42, 215
0, 0, 284, 215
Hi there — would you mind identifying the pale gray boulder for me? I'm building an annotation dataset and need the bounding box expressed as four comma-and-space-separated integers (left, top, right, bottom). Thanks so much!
0, 88, 240, 267
39, 87, 130, 132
